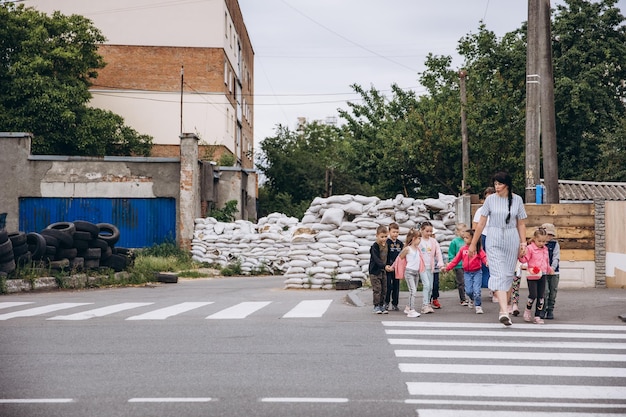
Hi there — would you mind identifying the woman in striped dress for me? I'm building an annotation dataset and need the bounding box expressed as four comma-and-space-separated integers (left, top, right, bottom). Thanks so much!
469, 172, 527, 326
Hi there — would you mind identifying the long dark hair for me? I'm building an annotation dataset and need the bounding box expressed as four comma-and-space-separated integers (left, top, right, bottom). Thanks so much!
492, 171, 513, 224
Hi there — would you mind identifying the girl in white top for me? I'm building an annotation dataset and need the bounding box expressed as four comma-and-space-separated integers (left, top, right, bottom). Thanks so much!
418, 221, 445, 314
397, 229, 424, 318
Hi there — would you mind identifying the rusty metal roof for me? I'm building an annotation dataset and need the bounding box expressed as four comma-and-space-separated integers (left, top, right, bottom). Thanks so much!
543, 179, 626, 202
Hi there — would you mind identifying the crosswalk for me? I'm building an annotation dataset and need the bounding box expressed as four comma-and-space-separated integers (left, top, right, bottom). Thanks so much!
0, 299, 334, 321
384, 321, 626, 415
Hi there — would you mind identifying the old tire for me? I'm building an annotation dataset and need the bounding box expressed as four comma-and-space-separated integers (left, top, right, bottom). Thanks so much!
96, 223, 120, 246
26, 232, 47, 261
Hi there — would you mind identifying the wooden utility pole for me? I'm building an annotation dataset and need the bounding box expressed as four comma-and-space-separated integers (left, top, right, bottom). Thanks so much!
525, 0, 541, 203
539, 0, 560, 203
459, 70, 469, 194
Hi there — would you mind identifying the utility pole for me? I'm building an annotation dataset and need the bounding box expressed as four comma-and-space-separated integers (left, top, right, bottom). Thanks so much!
539, 0, 560, 203
525, 0, 541, 203
180, 65, 184, 135
459, 70, 469, 194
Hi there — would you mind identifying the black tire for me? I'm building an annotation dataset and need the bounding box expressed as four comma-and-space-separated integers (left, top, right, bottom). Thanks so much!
100, 254, 128, 272
0, 259, 16, 274
43, 245, 57, 262
83, 247, 101, 260
73, 220, 99, 239
100, 245, 113, 261
56, 247, 77, 260
26, 232, 47, 261
113, 247, 132, 255
0, 238, 12, 257
73, 238, 89, 252
88, 238, 109, 251
73, 231, 93, 241
96, 223, 120, 246
40, 229, 73, 248
40, 232, 59, 248
16, 251, 32, 267
155, 272, 178, 284
84, 259, 100, 269
0, 229, 7, 243
0, 250, 14, 263
70, 256, 84, 271
12, 242, 29, 257
8, 231, 27, 247
47, 222, 76, 236
49, 259, 70, 270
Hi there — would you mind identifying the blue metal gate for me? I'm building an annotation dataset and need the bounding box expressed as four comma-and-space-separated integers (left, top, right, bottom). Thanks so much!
19, 197, 176, 248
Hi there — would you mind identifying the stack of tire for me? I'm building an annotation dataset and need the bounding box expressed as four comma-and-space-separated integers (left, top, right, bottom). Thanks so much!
0, 221, 133, 275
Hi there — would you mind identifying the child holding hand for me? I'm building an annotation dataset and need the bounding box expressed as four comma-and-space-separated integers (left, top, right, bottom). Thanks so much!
446, 229, 488, 314
518, 227, 554, 324
395, 228, 424, 318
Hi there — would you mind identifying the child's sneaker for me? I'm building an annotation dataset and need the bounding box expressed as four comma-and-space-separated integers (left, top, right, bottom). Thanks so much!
421, 304, 433, 314
512, 303, 520, 316
432, 299, 441, 309
534, 316, 545, 324
467, 300, 474, 309
407, 309, 420, 318
523, 309, 532, 322
460, 299, 469, 306
475, 306, 484, 314
404, 305, 410, 314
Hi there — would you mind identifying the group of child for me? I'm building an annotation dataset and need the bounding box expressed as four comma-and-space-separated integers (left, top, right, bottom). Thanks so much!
368, 221, 561, 323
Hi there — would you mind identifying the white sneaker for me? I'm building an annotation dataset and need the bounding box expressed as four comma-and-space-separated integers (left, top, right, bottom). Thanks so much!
407, 309, 421, 318
475, 306, 484, 314
468, 300, 474, 309
404, 305, 410, 314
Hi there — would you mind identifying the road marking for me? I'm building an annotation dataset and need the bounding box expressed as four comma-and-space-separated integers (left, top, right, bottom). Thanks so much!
0, 398, 74, 403
400, 363, 626, 378
395, 349, 626, 362
383, 321, 626, 332
405, 399, 626, 409
0, 302, 34, 310
282, 299, 333, 318
386, 329, 626, 339
261, 397, 349, 403
126, 302, 213, 320
49, 303, 153, 320
128, 397, 213, 403
0, 303, 92, 320
406, 382, 626, 400
206, 301, 271, 319
388, 338, 626, 350
413, 410, 622, 417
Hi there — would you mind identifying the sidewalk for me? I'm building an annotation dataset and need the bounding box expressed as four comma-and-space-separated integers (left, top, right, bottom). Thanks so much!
349, 286, 626, 326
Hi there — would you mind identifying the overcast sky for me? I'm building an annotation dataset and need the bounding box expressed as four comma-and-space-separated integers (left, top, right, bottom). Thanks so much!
238, 0, 626, 148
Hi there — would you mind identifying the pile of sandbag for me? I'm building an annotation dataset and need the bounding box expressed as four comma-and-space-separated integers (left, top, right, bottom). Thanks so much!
191, 213, 299, 274
190, 193, 460, 289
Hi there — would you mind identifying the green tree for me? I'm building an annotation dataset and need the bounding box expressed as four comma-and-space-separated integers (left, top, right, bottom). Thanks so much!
552, 0, 626, 180
0, 3, 152, 156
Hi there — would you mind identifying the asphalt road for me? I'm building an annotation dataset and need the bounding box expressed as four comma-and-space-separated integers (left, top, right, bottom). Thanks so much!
1, 276, 625, 417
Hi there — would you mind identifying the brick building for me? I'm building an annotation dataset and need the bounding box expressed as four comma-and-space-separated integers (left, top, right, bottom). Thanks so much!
25, 0, 257, 219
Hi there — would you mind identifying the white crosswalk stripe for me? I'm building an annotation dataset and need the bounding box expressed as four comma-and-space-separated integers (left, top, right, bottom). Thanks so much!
0, 303, 92, 320
0, 299, 334, 321
384, 321, 626, 415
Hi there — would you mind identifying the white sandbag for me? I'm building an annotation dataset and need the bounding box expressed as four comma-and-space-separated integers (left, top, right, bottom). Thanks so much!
301, 214, 318, 224
343, 201, 364, 215
338, 221, 359, 232
320, 207, 344, 227
326, 194, 354, 205
289, 259, 312, 268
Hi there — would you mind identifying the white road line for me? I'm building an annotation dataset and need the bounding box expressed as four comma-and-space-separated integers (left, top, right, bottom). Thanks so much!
0, 398, 74, 403
400, 363, 626, 377
386, 329, 626, 339
0, 302, 34, 310
0, 303, 92, 320
406, 382, 626, 399
260, 397, 349, 403
128, 397, 212, 403
282, 299, 333, 318
206, 301, 271, 319
126, 302, 213, 320
49, 303, 153, 320
395, 349, 626, 362
405, 399, 626, 409
388, 338, 626, 350
413, 411, 622, 417
383, 321, 626, 331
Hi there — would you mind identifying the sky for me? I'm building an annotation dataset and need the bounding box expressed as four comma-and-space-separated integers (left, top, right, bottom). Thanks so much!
238, 0, 626, 148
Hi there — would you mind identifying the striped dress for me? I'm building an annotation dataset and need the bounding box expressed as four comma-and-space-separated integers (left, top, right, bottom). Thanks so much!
480, 193, 527, 291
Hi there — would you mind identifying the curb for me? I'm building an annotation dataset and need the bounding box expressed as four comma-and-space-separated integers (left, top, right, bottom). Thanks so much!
345, 287, 366, 307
